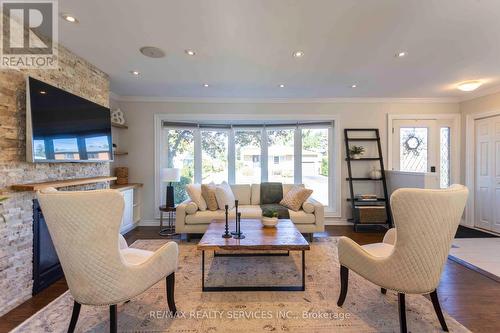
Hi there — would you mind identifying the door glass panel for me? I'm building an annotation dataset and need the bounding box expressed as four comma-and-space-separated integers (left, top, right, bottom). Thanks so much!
440, 127, 451, 188
399, 127, 428, 172
167, 129, 195, 204
201, 130, 228, 183
302, 128, 329, 205
235, 130, 261, 184
267, 129, 294, 183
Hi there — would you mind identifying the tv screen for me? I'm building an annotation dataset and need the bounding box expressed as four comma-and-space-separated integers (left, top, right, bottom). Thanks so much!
26, 77, 113, 163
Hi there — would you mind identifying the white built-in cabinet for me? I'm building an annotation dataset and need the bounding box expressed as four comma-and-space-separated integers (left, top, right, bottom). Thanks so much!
111, 184, 142, 234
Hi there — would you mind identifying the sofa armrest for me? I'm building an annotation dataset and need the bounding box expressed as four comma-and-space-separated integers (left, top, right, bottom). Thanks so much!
175, 199, 193, 232
307, 197, 324, 228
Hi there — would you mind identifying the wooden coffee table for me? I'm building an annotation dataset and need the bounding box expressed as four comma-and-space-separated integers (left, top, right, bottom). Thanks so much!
197, 219, 310, 292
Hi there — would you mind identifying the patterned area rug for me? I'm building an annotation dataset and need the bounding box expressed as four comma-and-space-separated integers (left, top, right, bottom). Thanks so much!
12, 238, 470, 333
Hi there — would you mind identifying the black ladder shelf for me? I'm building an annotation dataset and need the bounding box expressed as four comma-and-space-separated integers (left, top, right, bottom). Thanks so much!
344, 128, 392, 231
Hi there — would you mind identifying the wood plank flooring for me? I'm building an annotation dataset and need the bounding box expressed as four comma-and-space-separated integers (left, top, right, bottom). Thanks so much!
0, 226, 499, 332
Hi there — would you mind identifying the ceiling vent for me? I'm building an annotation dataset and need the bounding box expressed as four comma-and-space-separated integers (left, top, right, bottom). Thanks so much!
139, 46, 166, 58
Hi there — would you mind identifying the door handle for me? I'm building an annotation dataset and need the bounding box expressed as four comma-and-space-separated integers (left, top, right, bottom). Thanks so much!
430, 166, 436, 172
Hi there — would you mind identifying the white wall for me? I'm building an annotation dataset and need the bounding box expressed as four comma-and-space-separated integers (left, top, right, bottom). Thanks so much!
113, 99, 459, 224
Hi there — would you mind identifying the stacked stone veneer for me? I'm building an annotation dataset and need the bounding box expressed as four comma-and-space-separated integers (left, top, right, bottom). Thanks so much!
0, 45, 110, 315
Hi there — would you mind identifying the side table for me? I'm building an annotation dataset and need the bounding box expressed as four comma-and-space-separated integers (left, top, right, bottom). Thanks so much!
159, 205, 177, 236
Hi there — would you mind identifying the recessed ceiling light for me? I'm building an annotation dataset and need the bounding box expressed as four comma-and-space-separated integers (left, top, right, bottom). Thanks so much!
130, 70, 140, 76
351, 84, 357, 88
203, 83, 209, 87
185, 49, 196, 56
395, 51, 407, 58
140, 46, 166, 58
457, 80, 482, 92
39, 90, 47, 95
293, 50, 304, 58
61, 14, 78, 23
279, 84, 285, 88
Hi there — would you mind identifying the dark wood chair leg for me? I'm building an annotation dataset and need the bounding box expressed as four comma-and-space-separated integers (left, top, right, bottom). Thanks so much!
109, 304, 117, 333
398, 293, 407, 333
381, 288, 387, 294
430, 290, 449, 332
337, 265, 349, 307
67, 301, 81, 333
166, 272, 177, 315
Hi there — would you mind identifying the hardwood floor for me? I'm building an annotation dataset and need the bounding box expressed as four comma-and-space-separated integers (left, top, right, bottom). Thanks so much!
1, 226, 499, 332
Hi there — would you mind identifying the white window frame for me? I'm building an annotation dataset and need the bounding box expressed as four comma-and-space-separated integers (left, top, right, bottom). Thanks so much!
154, 114, 341, 218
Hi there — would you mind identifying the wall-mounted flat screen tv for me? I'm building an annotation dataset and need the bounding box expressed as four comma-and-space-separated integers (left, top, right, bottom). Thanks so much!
26, 77, 113, 163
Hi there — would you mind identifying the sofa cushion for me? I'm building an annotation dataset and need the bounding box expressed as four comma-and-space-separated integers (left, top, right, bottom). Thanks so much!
230, 184, 251, 205
302, 201, 315, 213
201, 183, 218, 211
215, 181, 236, 209
186, 184, 207, 211
185, 205, 263, 224
185, 201, 198, 214
251, 184, 260, 205
283, 183, 304, 196
288, 210, 316, 224
237, 205, 262, 219
280, 186, 313, 211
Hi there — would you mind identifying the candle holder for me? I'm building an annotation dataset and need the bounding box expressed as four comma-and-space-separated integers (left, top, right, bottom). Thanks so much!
222, 204, 231, 238
231, 199, 239, 235
233, 212, 245, 239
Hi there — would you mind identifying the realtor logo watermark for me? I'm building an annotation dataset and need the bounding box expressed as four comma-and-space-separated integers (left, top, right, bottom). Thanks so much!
1, 0, 58, 68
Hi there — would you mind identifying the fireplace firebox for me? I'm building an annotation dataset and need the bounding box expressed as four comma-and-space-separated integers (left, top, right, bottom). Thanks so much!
33, 199, 64, 294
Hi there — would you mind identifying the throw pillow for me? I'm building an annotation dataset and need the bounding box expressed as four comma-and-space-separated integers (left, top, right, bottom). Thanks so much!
185, 201, 198, 214
186, 184, 207, 211
215, 181, 236, 210
201, 183, 219, 211
280, 186, 313, 211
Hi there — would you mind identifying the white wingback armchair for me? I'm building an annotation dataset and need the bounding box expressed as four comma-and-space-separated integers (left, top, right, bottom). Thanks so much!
37, 188, 179, 333
336, 185, 468, 333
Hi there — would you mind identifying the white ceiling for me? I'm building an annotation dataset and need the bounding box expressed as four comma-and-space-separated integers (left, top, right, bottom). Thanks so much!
59, 0, 500, 99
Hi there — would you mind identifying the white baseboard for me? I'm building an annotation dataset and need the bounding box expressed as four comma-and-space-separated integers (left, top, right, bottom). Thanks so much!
120, 222, 139, 234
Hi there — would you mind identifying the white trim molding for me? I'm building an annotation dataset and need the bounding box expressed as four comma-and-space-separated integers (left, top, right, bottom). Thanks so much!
464, 109, 500, 228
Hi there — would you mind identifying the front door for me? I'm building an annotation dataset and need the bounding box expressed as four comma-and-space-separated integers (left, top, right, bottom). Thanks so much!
475, 116, 500, 233
392, 119, 452, 189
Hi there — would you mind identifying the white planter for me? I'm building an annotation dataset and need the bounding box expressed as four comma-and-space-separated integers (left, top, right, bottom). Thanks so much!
261, 217, 278, 227
351, 154, 362, 159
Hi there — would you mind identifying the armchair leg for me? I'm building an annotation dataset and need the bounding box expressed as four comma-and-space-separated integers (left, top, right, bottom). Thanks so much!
337, 265, 349, 307
430, 290, 449, 332
398, 293, 407, 333
67, 301, 81, 333
166, 272, 177, 315
381, 288, 387, 294
110, 304, 117, 333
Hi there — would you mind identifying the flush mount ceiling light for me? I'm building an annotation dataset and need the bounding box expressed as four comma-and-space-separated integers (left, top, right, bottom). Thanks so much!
279, 84, 285, 88
395, 51, 407, 58
39, 90, 47, 95
140, 46, 166, 58
292, 50, 304, 58
457, 80, 483, 92
351, 84, 357, 88
61, 13, 78, 23
185, 49, 196, 56
130, 70, 140, 76
203, 83, 209, 87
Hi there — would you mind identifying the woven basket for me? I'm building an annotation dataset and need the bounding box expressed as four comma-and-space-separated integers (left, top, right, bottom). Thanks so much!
115, 167, 129, 185
355, 206, 387, 224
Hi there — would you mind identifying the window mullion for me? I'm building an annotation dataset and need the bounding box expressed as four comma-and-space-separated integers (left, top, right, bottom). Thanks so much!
194, 128, 202, 183
228, 128, 235, 184
294, 127, 302, 184
261, 128, 268, 182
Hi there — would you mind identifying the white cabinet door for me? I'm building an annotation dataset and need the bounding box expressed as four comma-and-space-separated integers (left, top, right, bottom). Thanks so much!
475, 116, 500, 233
121, 189, 134, 232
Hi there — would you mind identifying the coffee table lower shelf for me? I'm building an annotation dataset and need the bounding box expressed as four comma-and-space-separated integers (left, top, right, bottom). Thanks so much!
201, 250, 306, 292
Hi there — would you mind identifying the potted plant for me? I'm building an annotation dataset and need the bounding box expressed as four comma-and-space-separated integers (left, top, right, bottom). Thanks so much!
349, 145, 365, 159
261, 208, 279, 227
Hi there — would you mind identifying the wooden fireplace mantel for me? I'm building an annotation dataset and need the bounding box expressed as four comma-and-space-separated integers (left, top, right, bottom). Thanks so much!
11, 176, 117, 191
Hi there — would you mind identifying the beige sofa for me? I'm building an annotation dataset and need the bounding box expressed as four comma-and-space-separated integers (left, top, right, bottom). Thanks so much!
175, 184, 324, 236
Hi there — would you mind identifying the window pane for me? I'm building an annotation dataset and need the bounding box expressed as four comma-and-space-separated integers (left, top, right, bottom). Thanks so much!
267, 129, 294, 183
202, 130, 228, 183
167, 129, 194, 204
440, 127, 451, 188
302, 128, 329, 205
400, 127, 428, 172
235, 130, 261, 184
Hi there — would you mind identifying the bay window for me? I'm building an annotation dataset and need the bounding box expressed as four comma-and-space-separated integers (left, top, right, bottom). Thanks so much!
235, 130, 261, 184
201, 129, 229, 183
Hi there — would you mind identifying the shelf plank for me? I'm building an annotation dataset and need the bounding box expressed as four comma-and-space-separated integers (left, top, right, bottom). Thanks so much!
345, 157, 381, 161
110, 183, 143, 191
346, 138, 379, 141
114, 152, 128, 156
11, 176, 117, 191
345, 177, 383, 181
111, 122, 128, 129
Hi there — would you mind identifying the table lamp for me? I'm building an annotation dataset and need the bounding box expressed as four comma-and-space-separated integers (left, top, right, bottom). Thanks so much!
161, 168, 180, 208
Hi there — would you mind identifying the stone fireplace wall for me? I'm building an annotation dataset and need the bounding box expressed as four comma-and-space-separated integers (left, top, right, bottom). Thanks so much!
0, 45, 110, 315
